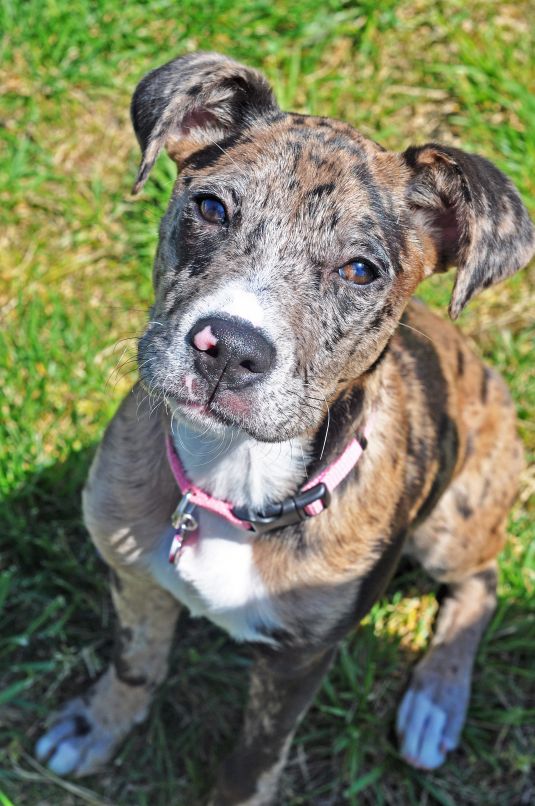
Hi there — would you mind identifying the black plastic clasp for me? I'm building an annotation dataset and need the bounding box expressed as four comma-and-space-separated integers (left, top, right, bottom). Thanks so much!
233, 483, 331, 535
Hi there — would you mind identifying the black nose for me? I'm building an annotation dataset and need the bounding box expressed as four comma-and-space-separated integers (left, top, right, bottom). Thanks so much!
187, 316, 276, 389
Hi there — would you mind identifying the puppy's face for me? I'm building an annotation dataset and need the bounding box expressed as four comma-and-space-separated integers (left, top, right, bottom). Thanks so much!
133, 54, 534, 442
139, 117, 421, 441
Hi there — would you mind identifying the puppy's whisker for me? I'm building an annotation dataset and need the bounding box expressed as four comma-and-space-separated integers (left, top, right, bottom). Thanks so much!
298, 442, 309, 480
106, 347, 133, 389
319, 398, 331, 463
136, 357, 157, 374
398, 321, 436, 344
111, 357, 139, 381
111, 335, 142, 348
203, 131, 242, 171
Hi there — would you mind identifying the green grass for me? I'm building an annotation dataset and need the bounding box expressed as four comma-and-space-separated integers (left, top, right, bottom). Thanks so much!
1, 0, 534, 803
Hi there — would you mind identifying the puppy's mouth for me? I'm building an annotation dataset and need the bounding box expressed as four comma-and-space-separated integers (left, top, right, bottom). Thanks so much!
137, 352, 256, 434
166, 390, 252, 435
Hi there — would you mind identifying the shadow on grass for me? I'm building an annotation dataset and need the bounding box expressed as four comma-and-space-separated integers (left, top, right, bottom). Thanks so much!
0, 449, 533, 805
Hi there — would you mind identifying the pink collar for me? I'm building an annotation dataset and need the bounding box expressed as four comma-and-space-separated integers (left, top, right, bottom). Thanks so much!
166, 421, 371, 563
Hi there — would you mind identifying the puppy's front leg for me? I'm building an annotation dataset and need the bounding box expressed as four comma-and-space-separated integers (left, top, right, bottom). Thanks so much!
396, 563, 498, 770
35, 568, 180, 776
211, 645, 336, 806
36, 385, 183, 775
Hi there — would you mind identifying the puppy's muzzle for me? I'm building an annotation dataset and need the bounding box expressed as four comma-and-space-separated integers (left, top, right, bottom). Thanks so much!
187, 316, 276, 390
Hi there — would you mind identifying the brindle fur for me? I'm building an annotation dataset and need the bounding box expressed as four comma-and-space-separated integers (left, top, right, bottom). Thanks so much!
36, 52, 533, 804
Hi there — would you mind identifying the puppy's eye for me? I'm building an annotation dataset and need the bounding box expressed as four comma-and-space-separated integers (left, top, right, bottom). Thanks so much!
197, 197, 227, 225
338, 259, 378, 285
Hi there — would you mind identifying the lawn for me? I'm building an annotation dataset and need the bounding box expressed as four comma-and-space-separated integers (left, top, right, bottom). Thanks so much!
1, 0, 534, 803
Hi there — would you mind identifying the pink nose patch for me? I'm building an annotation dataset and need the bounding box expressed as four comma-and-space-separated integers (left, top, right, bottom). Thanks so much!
193, 325, 218, 352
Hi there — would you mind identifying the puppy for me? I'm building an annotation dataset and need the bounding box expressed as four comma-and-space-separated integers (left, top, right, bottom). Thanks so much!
36, 53, 533, 805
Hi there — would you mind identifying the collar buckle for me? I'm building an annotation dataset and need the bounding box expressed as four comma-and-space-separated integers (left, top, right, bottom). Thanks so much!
169, 491, 199, 565
233, 482, 331, 536
171, 491, 198, 532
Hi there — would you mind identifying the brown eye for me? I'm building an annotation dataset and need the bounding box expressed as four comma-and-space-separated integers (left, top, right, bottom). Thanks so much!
197, 197, 227, 225
338, 260, 378, 285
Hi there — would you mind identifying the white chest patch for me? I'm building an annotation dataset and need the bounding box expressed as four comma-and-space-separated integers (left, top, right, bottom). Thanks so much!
148, 417, 311, 644
149, 515, 279, 644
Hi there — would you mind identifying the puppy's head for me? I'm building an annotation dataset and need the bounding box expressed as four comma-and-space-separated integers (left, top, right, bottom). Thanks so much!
133, 52, 534, 442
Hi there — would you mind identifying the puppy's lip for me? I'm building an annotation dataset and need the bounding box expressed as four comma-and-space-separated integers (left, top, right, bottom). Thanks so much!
168, 394, 250, 435
168, 396, 236, 432
181, 400, 208, 413
168, 396, 212, 418
170, 389, 251, 419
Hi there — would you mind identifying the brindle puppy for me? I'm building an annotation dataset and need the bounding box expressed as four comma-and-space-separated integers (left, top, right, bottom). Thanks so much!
36, 53, 533, 804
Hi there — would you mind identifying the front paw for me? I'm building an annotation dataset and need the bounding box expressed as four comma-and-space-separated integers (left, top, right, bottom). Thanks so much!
35, 664, 154, 777
396, 669, 470, 770
35, 695, 126, 777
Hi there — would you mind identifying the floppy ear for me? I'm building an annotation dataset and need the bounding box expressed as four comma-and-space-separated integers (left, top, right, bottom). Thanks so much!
402, 143, 535, 318
130, 51, 279, 194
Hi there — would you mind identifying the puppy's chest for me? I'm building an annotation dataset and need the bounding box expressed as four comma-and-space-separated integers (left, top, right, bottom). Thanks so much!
148, 425, 311, 644
149, 513, 279, 643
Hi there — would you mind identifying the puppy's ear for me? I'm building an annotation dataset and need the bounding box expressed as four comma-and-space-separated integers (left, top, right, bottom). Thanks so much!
402, 144, 534, 318
130, 51, 279, 193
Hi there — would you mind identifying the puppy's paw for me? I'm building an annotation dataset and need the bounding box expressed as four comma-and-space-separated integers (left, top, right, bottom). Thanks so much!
396, 671, 470, 770
35, 697, 124, 777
